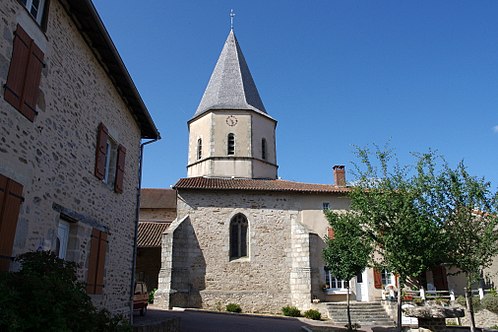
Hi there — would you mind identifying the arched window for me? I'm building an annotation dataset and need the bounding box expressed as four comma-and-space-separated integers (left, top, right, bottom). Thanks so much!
227, 133, 235, 155
197, 138, 202, 160
261, 138, 267, 160
230, 213, 248, 259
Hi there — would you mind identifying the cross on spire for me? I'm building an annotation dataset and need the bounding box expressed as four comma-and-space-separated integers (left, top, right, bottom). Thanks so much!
230, 9, 235, 30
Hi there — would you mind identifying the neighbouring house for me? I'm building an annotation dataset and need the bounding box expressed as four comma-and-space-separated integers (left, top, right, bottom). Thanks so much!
0, 0, 159, 316
137, 188, 176, 291
154, 28, 397, 313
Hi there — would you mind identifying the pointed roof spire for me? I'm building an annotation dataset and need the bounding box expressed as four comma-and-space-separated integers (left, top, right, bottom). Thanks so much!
193, 29, 268, 119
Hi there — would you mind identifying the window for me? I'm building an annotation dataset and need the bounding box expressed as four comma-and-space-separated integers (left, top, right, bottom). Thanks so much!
374, 268, 394, 289
197, 138, 202, 160
229, 213, 248, 259
322, 202, 330, 210
261, 138, 267, 160
227, 133, 235, 155
86, 228, 107, 294
56, 220, 70, 259
20, 0, 47, 24
324, 268, 347, 290
94, 123, 126, 193
381, 269, 393, 286
4, 25, 44, 122
0, 174, 24, 271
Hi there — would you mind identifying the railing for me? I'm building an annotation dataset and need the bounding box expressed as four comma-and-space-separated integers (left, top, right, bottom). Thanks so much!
401, 287, 490, 302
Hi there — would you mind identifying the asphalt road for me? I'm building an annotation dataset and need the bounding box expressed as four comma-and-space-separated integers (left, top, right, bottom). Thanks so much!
133, 307, 313, 332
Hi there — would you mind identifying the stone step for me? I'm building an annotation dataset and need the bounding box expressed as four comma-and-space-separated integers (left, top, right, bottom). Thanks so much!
325, 302, 394, 327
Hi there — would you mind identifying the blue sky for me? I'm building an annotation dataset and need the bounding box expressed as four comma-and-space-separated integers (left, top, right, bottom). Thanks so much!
93, 1, 498, 190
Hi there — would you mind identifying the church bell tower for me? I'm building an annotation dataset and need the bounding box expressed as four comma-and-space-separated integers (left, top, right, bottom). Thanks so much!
187, 28, 278, 179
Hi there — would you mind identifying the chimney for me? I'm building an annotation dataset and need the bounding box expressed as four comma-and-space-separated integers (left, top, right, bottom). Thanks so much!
333, 165, 346, 187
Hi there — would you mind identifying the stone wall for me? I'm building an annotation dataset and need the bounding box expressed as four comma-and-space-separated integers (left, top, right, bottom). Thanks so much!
158, 190, 309, 313
1, 0, 143, 315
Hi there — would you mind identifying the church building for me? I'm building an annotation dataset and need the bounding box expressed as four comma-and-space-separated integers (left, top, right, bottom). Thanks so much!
155, 28, 391, 313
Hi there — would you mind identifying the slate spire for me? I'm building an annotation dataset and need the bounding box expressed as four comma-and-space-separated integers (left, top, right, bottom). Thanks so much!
193, 30, 267, 118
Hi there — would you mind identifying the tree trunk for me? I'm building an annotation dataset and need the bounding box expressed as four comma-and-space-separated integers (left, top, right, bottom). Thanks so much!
397, 278, 403, 332
465, 285, 476, 332
347, 281, 352, 331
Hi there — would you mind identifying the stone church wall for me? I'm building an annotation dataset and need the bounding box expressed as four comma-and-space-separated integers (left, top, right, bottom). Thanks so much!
159, 190, 319, 313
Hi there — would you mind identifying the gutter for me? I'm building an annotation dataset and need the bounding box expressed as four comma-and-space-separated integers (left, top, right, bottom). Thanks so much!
129, 137, 160, 324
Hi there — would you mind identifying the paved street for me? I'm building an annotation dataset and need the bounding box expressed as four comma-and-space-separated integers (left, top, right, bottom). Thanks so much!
133, 307, 316, 332
133, 306, 400, 332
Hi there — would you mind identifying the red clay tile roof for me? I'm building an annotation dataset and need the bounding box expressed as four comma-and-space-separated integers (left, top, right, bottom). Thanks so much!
137, 222, 170, 248
174, 177, 351, 193
140, 189, 176, 209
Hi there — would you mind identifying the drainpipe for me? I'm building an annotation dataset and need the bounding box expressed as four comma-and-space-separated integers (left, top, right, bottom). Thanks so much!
130, 137, 159, 324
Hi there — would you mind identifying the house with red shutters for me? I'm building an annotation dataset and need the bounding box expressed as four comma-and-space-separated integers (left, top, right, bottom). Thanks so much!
0, 0, 159, 316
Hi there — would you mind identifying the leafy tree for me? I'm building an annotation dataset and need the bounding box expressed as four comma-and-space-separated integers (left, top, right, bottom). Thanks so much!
323, 210, 373, 331
436, 162, 498, 332
348, 147, 447, 330
0, 251, 131, 332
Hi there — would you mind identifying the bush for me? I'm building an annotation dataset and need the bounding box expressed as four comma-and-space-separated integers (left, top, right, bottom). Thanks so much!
345, 323, 361, 331
456, 295, 481, 311
148, 288, 157, 304
282, 305, 301, 317
303, 309, 321, 320
226, 303, 242, 313
481, 294, 498, 313
0, 251, 131, 332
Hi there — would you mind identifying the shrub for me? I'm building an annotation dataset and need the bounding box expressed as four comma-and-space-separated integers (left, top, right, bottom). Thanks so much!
226, 303, 242, 313
148, 288, 157, 304
481, 294, 498, 313
303, 309, 321, 320
0, 251, 131, 332
345, 323, 361, 331
456, 295, 481, 311
282, 305, 301, 317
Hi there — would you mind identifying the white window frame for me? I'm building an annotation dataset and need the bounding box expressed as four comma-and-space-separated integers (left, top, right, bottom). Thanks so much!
324, 269, 350, 294
103, 137, 118, 186
381, 269, 395, 287
21, 0, 46, 24
56, 220, 70, 259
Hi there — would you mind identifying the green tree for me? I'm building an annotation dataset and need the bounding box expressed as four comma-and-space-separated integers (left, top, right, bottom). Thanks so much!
0, 251, 131, 332
349, 147, 446, 331
437, 162, 498, 332
323, 210, 373, 331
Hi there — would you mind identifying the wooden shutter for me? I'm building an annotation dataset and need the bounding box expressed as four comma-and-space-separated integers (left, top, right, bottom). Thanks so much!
327, 227, 335, 239
86, 229, 107, 294
114, 145, 126, 193
374, 268, 382, 289
4, 25, 44, 122
0, 175, 24, 271
94, 123, 108, 180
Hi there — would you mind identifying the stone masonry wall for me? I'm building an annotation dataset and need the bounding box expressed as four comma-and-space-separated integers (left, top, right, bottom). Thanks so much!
290, 217, 313, 310
161, 190, 304, 313
1, 1, 143, 315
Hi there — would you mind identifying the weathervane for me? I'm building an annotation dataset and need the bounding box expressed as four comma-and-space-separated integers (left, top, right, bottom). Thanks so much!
230, 9, 235, 30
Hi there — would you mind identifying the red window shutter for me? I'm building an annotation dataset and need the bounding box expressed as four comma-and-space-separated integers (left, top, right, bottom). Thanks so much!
327, 227, 335, 239
20, 41, 44, 121
94, 232, 107, 294
4, 25, 44, 122
114, 145, 126, 193
374, 268, 382, 289
94, 123, 108, 180
86, 229, 107, 294
0, 175, 24, 271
